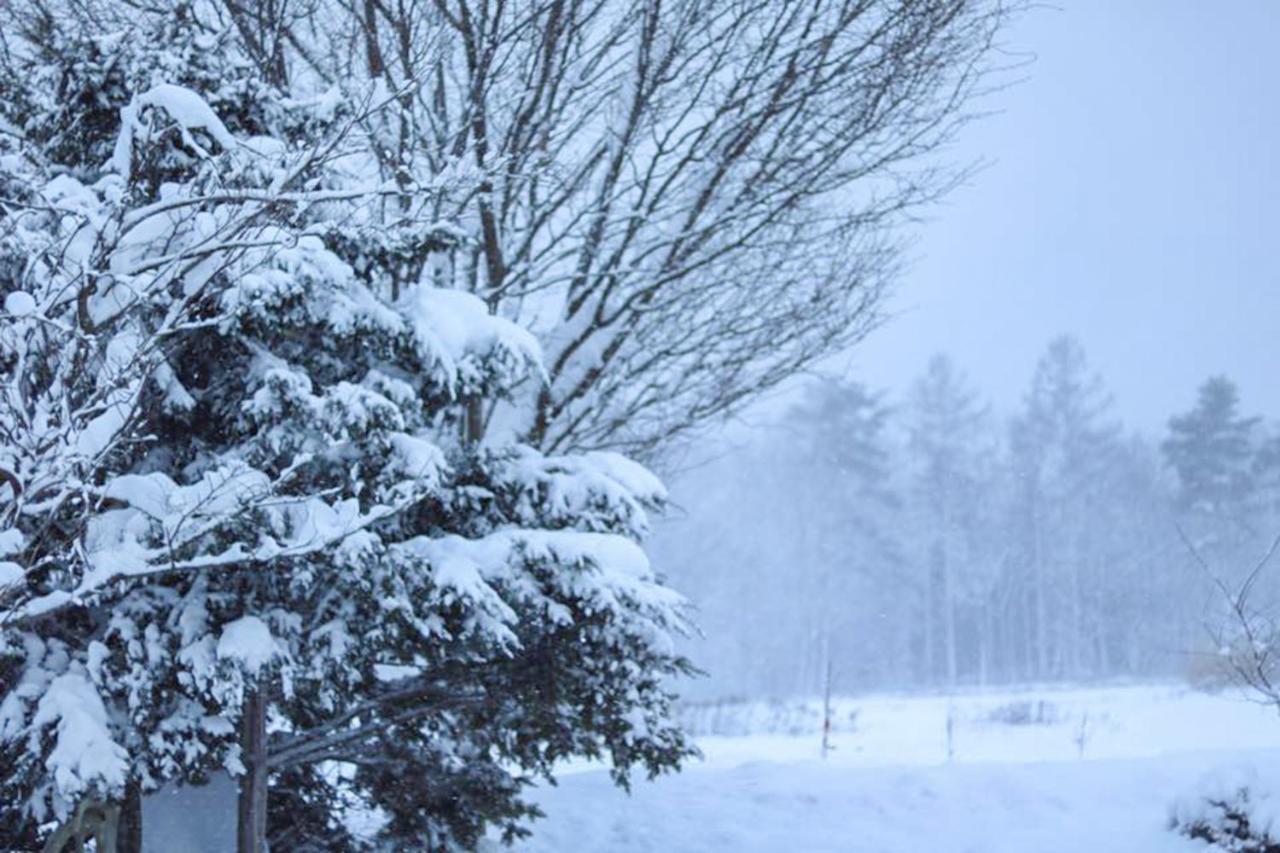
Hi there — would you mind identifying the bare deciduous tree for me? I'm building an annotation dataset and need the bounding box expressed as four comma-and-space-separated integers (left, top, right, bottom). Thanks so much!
281, 0, 1017, 459
1187, 528, 1280, 710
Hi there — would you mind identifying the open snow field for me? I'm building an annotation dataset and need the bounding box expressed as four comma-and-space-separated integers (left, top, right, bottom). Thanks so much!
515, 684, 1280, 852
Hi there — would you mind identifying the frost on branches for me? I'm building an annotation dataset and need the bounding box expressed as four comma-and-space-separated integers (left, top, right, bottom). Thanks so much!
0, 9, 694, 850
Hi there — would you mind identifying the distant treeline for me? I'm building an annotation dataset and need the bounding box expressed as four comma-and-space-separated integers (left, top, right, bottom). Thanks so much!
658, 336, 1280, 698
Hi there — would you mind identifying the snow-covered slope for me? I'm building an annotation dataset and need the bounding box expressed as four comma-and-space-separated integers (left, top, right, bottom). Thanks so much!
520, 751, 1280, 853
517, 684, 1280, 852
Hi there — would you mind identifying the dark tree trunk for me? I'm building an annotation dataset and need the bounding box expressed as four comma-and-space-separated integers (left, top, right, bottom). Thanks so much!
237, 685, 269, 853
465, 397, 485, 444
119, 779, 143, 853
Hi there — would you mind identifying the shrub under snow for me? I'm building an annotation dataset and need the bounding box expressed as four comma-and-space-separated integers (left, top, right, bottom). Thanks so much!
1172, 768, 1280, 852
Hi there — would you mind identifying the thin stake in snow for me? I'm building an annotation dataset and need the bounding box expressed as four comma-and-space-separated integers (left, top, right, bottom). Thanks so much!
1074, 712, 1091, 759
946, 702, 957, 763
821, 658, 835, 760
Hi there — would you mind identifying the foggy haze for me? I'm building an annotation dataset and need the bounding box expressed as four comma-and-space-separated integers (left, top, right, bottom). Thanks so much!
854, 1, 1280, 431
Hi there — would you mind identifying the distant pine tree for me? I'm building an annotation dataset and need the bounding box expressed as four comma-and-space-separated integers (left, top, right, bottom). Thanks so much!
783, 380, 903, 690
1008, 336, 1120, 681
1162, 376, 1259, 520
906, 354, 993, 688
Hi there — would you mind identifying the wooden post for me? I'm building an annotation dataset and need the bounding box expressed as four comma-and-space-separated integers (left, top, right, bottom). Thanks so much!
1074, 711, 1090, 759
237, 685, 269, 853
820, 658, 834, 760
945, 702, 956, 762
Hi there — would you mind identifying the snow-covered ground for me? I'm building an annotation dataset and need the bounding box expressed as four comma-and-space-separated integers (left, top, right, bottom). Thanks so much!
516, 684, 1280, 852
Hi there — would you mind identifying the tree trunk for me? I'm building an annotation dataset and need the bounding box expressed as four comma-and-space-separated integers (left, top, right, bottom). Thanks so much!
977, 604, 990, 688
922, 565, 935, 685
464, 397, 485, 444
237, 685, 269, 853
1068, 526, 1084, 678
119, 779, 143, 853
1032, 506, 1048, 679
941, 540, 958, 689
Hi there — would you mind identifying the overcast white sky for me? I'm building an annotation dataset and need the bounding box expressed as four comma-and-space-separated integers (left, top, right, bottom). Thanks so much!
847, 1, 1280, 432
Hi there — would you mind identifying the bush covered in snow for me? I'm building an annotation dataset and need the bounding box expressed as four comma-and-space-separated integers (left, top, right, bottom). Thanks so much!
982, 699, 1064, 727
1171, 769, 1280, 852
676, 698, 860, 738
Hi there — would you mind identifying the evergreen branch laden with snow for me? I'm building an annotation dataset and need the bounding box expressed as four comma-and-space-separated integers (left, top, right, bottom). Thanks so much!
0, 10, 694, 848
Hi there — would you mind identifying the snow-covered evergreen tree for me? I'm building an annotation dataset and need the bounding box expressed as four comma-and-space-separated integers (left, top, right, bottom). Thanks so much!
0, 6, 692, 849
